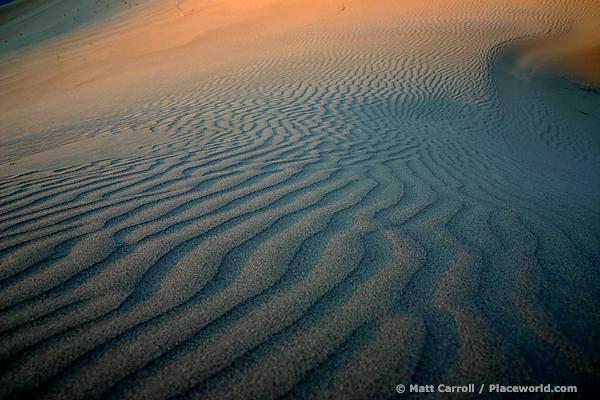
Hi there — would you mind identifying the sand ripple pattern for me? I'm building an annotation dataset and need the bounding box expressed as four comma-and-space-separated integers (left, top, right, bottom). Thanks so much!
1, 3, 600, 399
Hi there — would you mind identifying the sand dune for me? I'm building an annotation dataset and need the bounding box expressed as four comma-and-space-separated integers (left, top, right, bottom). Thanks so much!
1, 0, 599, 399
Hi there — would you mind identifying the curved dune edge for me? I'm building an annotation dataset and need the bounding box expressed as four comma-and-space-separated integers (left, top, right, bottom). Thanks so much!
514, 0, 600, 86
1, 0, 600, 399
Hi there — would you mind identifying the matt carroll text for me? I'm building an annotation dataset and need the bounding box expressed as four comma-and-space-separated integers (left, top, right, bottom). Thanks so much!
396, 384, 478, 394
396, 384, 578, 395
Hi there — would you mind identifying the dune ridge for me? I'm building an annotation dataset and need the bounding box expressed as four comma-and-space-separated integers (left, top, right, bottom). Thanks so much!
1, 0, 599, 399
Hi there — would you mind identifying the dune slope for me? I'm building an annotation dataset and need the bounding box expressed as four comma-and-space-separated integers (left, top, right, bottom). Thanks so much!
1, 0, 599, 399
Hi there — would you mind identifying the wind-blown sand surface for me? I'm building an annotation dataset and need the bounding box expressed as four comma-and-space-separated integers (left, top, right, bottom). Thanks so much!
1, 0, 599, 399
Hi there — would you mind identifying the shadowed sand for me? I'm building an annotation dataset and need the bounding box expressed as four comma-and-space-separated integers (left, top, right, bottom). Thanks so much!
1, 0, 599, 399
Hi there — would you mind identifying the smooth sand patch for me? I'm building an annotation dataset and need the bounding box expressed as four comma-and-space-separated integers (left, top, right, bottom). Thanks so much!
515, 0, 600, 85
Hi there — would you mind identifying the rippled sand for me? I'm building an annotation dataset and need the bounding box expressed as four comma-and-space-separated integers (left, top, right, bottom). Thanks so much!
1, 1, 599, 399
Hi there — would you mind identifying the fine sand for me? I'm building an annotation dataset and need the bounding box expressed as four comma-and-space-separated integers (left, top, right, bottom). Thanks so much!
1, 0, 599, 399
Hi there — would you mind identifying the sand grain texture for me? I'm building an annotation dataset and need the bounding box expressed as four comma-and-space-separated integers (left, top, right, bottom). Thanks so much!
1, 0, 599, 399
